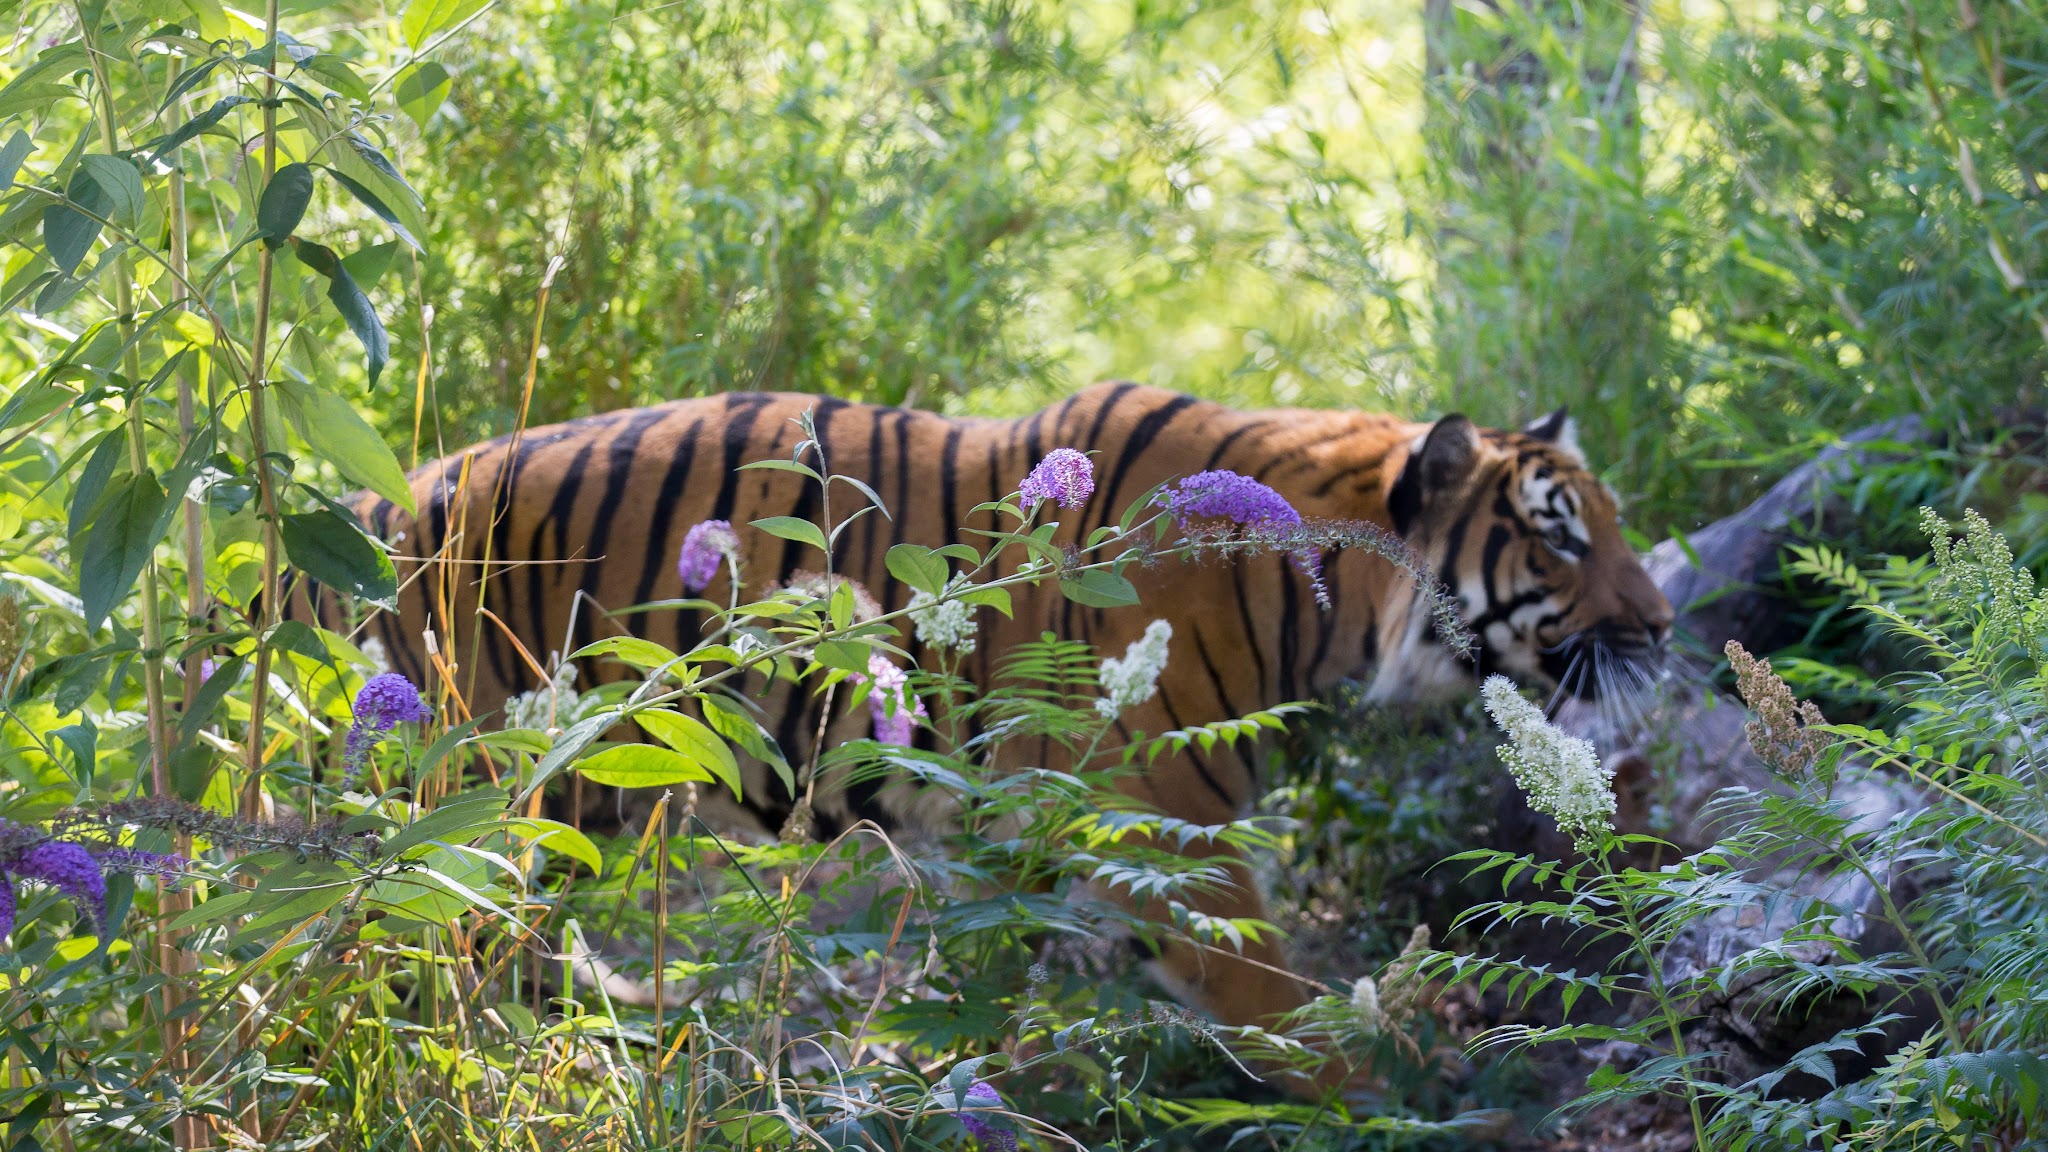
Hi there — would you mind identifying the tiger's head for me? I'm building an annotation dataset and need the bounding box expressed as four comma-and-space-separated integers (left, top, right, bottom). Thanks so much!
1373, 408, 1673, 705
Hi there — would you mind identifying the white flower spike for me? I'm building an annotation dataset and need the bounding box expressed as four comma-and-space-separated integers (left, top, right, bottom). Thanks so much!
1097, 620, 1173, 719
1480, 675, 1616, 846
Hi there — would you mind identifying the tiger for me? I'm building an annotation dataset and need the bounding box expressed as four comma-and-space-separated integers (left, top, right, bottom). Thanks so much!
319, 382, 1673, 1033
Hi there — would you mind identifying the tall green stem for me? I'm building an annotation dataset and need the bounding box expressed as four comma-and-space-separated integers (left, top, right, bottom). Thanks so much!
240, 0, 286, 825
76, 5, 171, 816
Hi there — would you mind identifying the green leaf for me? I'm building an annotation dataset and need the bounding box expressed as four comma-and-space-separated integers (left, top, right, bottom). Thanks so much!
886, 543, 948, 596
43, 165, 111, 277
959, 585, 1012, 617
80, 155, 144, 228
750, 515, 828, 552
298, 54, 371, 101
281, 508, 396, 606
400, 0, 490, 49
274, 377, 415, 513
176, 655, 245, 747
634, 709, 742, 800
258, 162, 314, 248
813, 639, 871, 674
291, 238, 389, 385
575, 744, 714, 789
736, 458, 821, 480
66, 430, 125, 543
505, 818, 602, 872
158, 56, 224, 113
1060, 569, 1140, 609
569, 635, 677, 670
701, 694, 790, 793
381, 793, 509, 858
520, 711, 616, 801
317, 163, 421, 251
342, 240, 400, 294
145, 94, 253, 162
78, 470, 168, 632
0, 130, 31, 190
393, 61, 451, 130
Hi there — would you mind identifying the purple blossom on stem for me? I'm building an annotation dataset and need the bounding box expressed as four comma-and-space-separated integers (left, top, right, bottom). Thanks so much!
860, 653, 926, 746
677, 520, 741, 594
1155, 470, 1302, 529
1155, 470, 1325, 597
956, 1080, 1017, 1150
1019, 448, 1095, 510
343, 673, 432, 786
15, 841, 106, 936
0, 871, 13, 940
197, 658, 218, 685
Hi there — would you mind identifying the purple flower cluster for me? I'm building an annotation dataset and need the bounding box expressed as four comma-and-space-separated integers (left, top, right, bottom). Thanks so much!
1019, 449, 1095, 510
677, 519, 741, 594
1154, 470, 1302, 529
1155, 470, 1325, 593
860, 653, 926, 746
342, 673, 432, 787
956, 1079, 1017, 1150
0, 821, 187, 941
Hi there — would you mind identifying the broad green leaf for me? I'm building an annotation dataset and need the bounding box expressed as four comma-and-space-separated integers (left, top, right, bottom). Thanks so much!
701, 694, 790, 793
0, 130, 30, 190
299, 54, 371, 101
505, 818, 602, 872
318, 163, 421, 251
275, 377, 415, 513
736, 458, 821, 480
1059, 569, 1140, 609
634, 709, 742, 800
575, 744, 714, 789
813, 639, 871, 674
80, 155, 143, 228
750, 515, 828, 552
400, 0, 490, 49
394, 62, 451, 130
145, 94, 253, 162
291, 239, 389, 385
959, 585, 1012, 617
569, 635, 677, 669
472, 728, 551, 755
382, 793, 510, 857
78, 470, 168, 632
176, 654, 246, 747
342, 240, 400, 294
258, 162, 314, 248
327, 135, 428, 252
886, 543, 948, 596
43, 165, 110, 276
281, 508, 396, 605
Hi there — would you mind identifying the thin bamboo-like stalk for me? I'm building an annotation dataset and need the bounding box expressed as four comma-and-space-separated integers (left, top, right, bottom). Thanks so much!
162, 51, 204, 1151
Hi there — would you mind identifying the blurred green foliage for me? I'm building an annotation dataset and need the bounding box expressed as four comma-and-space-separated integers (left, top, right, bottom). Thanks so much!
383, 0, 2048, 536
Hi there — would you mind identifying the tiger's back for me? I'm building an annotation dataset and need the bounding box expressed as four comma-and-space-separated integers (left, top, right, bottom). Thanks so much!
323, 382, 1672, 1031
338, 385, 1418, 827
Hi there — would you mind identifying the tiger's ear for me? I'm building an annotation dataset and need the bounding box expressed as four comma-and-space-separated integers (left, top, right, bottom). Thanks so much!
1388, 414, 1480, 536
1523, 406, 1584, 464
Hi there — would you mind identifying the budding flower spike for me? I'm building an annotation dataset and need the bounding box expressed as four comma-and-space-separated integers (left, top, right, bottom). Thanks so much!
1480, 676, 1616, 847
343, 673, 432, 787
1019, 447, 1094, 510
677, 519, 741, 594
